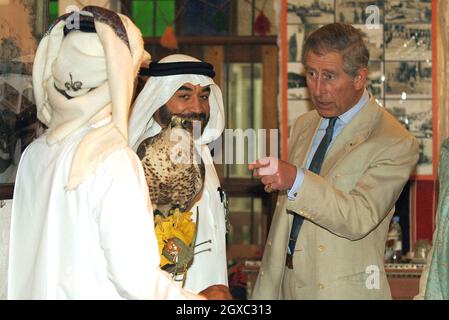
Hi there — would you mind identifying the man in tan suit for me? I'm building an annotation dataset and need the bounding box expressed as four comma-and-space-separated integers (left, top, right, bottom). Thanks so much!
249, 23, 419, 299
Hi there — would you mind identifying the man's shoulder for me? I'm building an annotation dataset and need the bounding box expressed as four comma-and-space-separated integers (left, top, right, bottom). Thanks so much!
291, 109, 319, 131
19, 133, 53, 160
295, 109, 318, 123
374, 104, 415, 140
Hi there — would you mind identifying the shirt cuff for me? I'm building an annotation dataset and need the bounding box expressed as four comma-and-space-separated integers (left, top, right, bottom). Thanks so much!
287, 168, 304, 201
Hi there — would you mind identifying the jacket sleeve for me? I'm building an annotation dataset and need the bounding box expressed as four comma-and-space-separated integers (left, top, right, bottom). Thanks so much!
93, 148, 202, 300
286, 135, 419, 241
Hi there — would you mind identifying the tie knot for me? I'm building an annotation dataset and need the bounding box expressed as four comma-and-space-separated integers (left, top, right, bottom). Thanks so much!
327, 117, 338, 129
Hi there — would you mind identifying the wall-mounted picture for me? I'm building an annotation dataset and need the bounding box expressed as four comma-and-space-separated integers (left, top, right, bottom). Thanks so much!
354, 24, 383, 61
288, 24, 323, 62
0, 0, 47, 196
287, 0, 334, 24
385, 0, 431, 24
384, 24, 432, 61
336, 0, 384, 24
385, 99, 433, 176
385, 61, 432, 99
367, 61, 384, 99
287, 100, 313, 134
287, 24, 305, 62
288, 62, 308, 100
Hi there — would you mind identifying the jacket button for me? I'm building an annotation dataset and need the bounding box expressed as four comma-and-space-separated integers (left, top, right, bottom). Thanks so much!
318, 245, 325, 252
318, 283, 325, 289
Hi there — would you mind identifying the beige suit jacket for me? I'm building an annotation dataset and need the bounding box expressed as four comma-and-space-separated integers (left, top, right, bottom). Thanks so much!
252, 97, 419, 300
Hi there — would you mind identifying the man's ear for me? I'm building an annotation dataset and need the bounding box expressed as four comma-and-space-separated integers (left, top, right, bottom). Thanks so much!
353, 68, 368, 90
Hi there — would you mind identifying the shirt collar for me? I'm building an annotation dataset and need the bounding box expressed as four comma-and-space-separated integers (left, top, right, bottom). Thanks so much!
338, 89, 369, 125
319, 89, 369, 129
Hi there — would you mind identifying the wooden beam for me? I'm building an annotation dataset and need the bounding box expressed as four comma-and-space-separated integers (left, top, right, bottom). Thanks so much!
204, 46, 225, 184
143, 35, 277, 46
262, 45, 280, 179
262, 45, 279, 131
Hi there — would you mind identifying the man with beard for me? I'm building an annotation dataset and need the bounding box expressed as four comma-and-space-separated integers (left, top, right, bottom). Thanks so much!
129, 54, 231, 298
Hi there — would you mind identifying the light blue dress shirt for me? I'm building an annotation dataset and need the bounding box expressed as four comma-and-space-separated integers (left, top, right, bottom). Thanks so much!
287, 90, 370, 200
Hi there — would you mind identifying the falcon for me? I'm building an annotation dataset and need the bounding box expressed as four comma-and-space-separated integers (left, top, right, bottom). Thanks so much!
137, 115, 205, 215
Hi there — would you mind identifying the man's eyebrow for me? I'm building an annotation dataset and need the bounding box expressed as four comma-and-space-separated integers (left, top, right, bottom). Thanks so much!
176, 86, 211, 92
305, 66, 337, 74
177, 86, 193, 91
322, 68, 337, 74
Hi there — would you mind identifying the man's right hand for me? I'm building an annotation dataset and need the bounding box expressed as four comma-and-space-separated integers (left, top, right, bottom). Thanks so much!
248, 156, 297, 192
199, 284, 233, 300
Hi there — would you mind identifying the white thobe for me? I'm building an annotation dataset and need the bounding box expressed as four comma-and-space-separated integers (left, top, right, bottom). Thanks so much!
128, 71, 229, 294
8, 127, 199, 300
178, 146, 228, 293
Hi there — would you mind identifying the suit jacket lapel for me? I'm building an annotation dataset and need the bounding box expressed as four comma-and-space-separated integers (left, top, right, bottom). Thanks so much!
288, 113, 321, 168
320, 97, 381, 176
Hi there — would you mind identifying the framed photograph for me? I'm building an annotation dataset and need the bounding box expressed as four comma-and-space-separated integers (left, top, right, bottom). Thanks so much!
282, 1, 437, 180
287, 62, 308, 100
336, 0, 384, 24
384, 24, 432, 61
367, 61, 384, 99
354, 24, 384, 61
287, 24, 324, 62
0, 0, 48, 199
385, 99, 434, 177
287, 24, 305, 62
385, 61, 432, 99
385, 0, 431, 24
287, 0, 334, 24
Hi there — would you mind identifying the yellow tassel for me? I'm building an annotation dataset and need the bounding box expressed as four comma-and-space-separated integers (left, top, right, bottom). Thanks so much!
160, 26, 178, 50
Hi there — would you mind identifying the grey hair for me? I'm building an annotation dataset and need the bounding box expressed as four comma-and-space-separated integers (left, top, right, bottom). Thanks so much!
301, 23, 370, 77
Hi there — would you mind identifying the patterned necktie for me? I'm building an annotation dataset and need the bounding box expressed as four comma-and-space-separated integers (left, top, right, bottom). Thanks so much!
288, 117, 338, 255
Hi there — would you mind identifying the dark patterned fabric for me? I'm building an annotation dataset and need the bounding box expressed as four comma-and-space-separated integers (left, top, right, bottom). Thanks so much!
84, 6, 130, 50
45, 6, 130, 51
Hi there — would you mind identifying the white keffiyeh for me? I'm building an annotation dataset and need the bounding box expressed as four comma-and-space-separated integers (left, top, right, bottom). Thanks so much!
128, 54, 225, 151
32, 7, 150, 189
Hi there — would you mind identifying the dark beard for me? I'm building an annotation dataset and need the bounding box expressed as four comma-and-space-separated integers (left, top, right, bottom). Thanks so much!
156, 105, 210, 132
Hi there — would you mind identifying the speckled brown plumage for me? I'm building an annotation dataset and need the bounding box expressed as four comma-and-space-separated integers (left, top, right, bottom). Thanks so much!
137, 115, 205, 215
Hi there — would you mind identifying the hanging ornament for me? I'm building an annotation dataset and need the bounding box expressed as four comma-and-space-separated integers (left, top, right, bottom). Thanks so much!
160, 26, 178, 50
254, 10, 271, 36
